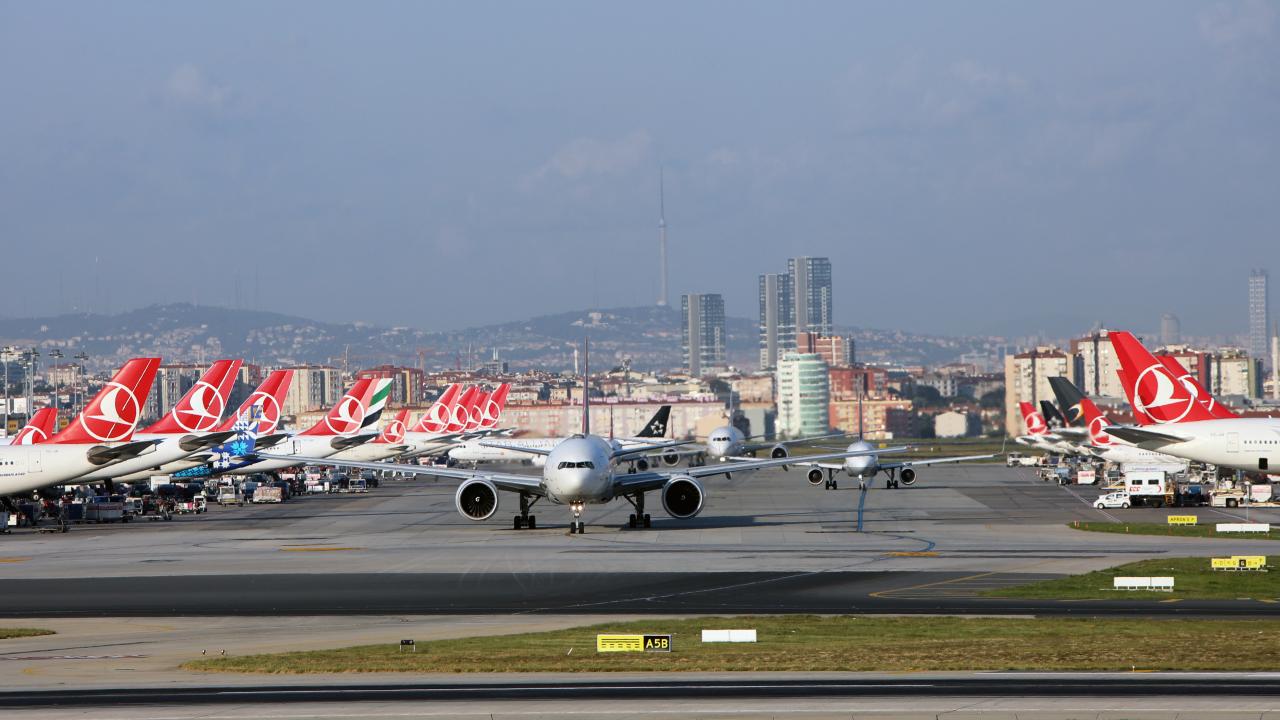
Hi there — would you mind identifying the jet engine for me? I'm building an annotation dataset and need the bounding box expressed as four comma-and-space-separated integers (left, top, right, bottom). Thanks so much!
769, 444, 789, 459
661, 476, 705, 519
455, 478, 499, 521
806, 467, 824, 485
661, 452, 682, 467
900, 468, 917, 486
634, 458, 650, 472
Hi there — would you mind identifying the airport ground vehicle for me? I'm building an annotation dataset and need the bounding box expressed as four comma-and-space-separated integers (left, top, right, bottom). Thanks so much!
176, 496, 207, 514
253, 485, 284, 503
83, 496, 126, 523
1095, 491, 1131, 509
1005, 453, 1040, 467
217, 486, 243, 506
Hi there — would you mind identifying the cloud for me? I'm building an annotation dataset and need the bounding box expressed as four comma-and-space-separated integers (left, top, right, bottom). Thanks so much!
523, 131, 651, 188
1199, 0, 1276, 47
837, 58, 1027, 132
166, 64, 232, 110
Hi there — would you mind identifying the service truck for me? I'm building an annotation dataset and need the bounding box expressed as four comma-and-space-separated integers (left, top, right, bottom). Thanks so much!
253, 485, 284, 503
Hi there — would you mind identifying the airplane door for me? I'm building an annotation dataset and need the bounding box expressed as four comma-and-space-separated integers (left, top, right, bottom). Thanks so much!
29, 450, 42, 473
1227, 433, 1240, 453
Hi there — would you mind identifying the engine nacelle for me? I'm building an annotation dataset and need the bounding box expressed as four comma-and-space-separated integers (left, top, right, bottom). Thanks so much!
531, 455, 547, 468
661, 452, 682, 467
661, 476, 705, 519
635, 458, 649, 472
900, 468, 917, 486
770, 444, 789, 460
806, 467, 824, 485
455, 478, 499, 521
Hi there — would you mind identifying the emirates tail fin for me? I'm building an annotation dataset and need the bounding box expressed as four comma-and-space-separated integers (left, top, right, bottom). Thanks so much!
49, 358, 162, 445
142, 359, 242, 434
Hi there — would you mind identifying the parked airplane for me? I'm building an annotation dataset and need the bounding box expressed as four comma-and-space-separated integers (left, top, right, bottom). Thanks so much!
0, 358, 163, 498
1015, 401, 1087, 456
74, 359, 242, 489
1047, 376, 1187, 467
1157, 355, 1238, 420
2, 408, 58, 446
328, 408, 412, 463
449, 405, 672, 467
1105, 331, 1280, 474
262, 342, 887, 533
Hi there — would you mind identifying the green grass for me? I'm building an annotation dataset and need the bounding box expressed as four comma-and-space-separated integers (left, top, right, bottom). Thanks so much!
0, 628, 53, 640
984, 557, 1278, 600
183, 615, 1280, 674
1069, 521, 1280, 541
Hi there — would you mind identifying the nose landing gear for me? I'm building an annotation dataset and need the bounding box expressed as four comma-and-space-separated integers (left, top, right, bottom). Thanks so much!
569, 502, 585, 534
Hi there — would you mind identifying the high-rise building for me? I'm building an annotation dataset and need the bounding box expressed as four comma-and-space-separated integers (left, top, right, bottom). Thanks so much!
282, 365, 344, 419
776, 352, 830, 438
1160, 313, 1181, 346
1070, 331, 1124, 399
681, 293, 725, 376
1003, 346, 1071, 437
797, 331, 855, 367
757, 272, 793, 369
1249, 269, 1269, 368
788, 256, 833, 337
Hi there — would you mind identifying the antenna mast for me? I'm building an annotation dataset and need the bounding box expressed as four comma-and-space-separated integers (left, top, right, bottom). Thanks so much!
657, 167, 668, 307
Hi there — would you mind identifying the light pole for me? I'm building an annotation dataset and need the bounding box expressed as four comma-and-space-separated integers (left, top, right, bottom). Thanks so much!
49, 349, 64, 416
1, 346, 14, 437
73, 352, 89, 416
23, 349, 39, 424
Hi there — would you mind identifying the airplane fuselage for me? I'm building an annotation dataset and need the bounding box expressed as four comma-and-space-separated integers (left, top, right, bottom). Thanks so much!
1127, 418, 1280, 473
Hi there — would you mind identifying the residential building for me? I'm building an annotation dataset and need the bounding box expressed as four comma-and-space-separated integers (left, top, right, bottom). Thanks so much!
141, 364, 203, 424
357, 364, 424, 406
282, 365, 344, 419
1003, 347, 1072, 436
776, 352, 830, 438
1071, 331, 1124, 400
681, 293, 726, 376
1160, 313, 1181, 346
1250, 269, 1269, 368
829, 397, 913, 439
796, 332, 855, 367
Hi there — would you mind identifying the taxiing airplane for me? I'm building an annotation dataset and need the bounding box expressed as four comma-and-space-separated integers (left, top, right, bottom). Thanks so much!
0, 358, 163, 498
449, 405, 671, 468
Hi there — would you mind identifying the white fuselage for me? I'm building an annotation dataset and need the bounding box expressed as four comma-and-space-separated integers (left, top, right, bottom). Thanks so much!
399, 432, 459, 458
706, 425, 747, 460
1126, 418, 1280, 473
838, 440, 882, 476
0, 444, 142, 496
329, 441, 409, 463
537, 435, 617, 505
225, 433, 351, 474
75, 433, 204, 481
452, 434, 659, 465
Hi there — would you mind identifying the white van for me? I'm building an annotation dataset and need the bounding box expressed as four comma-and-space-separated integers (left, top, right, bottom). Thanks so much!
1094, 491, 1131, 509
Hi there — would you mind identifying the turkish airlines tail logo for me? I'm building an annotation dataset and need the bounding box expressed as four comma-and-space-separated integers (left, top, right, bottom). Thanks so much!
143, 359, 242, 434
218, 369, 293, 435
480, 384, 509, 429
301, 378, 372, 437
445, 386, 478, 434
463, 391, 489, 432
12, 407, 58, 445
378, 409, 409, 444
414, 384, 461, 434
1110, 331, 1215, 425
1075, 396, 1112, 447
1019, 402, 1048, 435
50, 357, 162, 444
1156, 355, 1238, 420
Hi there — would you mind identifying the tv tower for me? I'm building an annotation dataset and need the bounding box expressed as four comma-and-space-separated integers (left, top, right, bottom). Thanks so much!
657, 167, 668, 307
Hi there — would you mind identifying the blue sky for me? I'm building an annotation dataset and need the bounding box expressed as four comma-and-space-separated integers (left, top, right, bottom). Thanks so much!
1, 1, 1277, 336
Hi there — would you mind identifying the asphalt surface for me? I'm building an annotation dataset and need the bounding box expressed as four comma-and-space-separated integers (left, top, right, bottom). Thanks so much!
6, 675, 1280, 707
2, 569, 1278, 616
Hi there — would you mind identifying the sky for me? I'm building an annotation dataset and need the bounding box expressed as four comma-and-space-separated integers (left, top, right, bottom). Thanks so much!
1, 1, 1277, 337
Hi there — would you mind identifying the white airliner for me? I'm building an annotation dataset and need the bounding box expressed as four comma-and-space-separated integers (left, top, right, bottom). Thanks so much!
73, 359, 244, 489
328, 408, 411, 463
1014, 401, 1090, 457
0, 358, 163, 497
448, 405, 672, 468
396, 383, 505, 458
1104, 331, 1280, 474
1047, 376, 1187, 468
261, 343, 886, 533
1, 408, 58, 446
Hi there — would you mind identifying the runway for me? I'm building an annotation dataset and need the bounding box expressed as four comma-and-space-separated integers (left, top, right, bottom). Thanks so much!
2, 569, 1277, 616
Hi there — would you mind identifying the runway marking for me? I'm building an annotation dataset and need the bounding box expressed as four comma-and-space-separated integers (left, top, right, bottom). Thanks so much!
279, 547, 361, 552
0, 654, 148, 661
0, 557, 30, 563
1160, 598, 1182, 604
888, 551, 939, 557
869, 570, 999, 599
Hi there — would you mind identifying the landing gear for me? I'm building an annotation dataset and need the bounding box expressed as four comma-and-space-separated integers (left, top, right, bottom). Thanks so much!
625, 492, 652, 528
513, 494, 538, 530
885, 469, 899, 489
569, 502, 585, 534
824, 469, 838, 490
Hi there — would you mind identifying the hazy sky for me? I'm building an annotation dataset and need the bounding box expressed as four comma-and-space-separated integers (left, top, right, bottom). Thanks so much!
2, 1, 1277, 337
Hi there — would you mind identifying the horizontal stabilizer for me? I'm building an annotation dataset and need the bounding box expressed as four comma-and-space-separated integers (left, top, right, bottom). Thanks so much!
1103, 426, 1187, 445
178, 430, 238, 452
87, 439, 162, 465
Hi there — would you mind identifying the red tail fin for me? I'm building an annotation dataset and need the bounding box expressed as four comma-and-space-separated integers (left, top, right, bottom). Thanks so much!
141, 359, 242, 434
1018, 401, 1048, 435
377, 409, 410, 444
1110, 331, 1216, 425
463, 390, 489, 431
299, 378, 373, 437
444, 386, 478, 433
12, 407, 58, 445
480, 383, 509, 429
412, 384, 461, 433
49, 358, 162, 444
1072, 395, 1114, 447
1157, 354, 1238, 420
216, 369, 293, 434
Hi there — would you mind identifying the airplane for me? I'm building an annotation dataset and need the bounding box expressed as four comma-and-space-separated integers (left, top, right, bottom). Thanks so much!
2, 408, 58, 446
1103, 330, 1280, 474
327, 408, 411, 463
131, 369, 294, 478
0, 358, 163, 498
1157, 354, 1238, 420
448, 405, 672, 468
397, 384, 486, 458
73, 359, 243, 489
1014, 401, 1087, 456
795, 397, 992, 490
173, 377, 392, 479
259, 341, 889, 534
1047, 376, 1188, 467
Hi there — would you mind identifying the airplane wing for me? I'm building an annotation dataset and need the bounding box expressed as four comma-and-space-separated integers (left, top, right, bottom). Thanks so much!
741, 432, 851, 454
478, 440, 552, 456
612, 447, 888, 494
611, 440, 694, 460
253, 453, 545, 495
876, 453, 995, 470
741, 445, 910, 465
1102, 426, 1188, 446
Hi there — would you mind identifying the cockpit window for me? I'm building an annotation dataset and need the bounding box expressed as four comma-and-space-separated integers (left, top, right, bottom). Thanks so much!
712, 436, 730, 442
557, 461, 595, 469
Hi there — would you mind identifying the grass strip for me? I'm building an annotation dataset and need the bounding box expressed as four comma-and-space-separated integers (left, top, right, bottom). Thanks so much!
183, 615, 1280, 674
984, 557, 1278, 600
0, 628, 54, 640
1069, 521, 1280, 541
